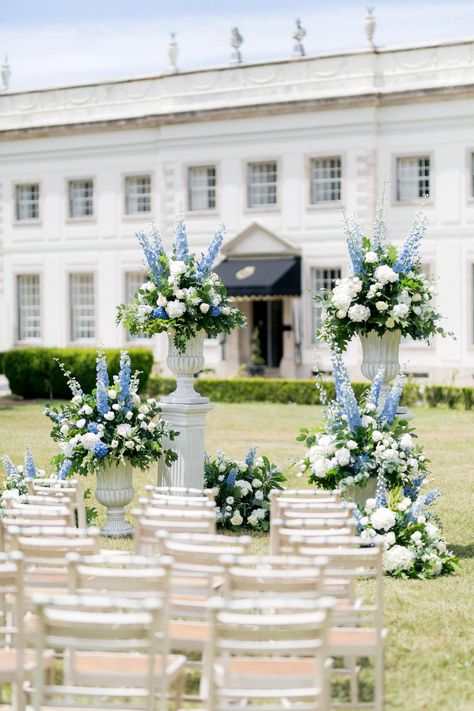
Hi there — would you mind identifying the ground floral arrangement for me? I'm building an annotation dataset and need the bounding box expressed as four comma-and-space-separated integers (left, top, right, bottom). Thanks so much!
117, 219, 246, 353
204, 445, 286, 531
45, 350, 178, 477
0, 446, 45, 508
297, 353, 457, 579
316, 208, 449, 350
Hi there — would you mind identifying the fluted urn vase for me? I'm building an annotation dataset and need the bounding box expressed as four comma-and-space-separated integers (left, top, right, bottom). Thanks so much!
360, 330, 402, 412
163, 329, 208, 405
95, 462, 134, 537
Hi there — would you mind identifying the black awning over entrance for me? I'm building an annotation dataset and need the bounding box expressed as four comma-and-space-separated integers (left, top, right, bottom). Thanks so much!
215, 256, 301, 298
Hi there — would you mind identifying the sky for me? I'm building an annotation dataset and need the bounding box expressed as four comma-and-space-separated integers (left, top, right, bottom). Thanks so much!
1, 0, 474, 91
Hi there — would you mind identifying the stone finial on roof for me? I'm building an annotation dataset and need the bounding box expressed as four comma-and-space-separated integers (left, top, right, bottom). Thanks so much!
229, 27, 243, 65
365, 7, 377, 49
168, 32, 179, 73
293, 18, 306, 58
1, 55, 11, 91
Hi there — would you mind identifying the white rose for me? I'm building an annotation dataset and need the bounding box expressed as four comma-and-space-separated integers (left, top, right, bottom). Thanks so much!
411, 531, 422, 542
375, 301, 389, 312
336, 310, 347, 319
332, 287, 352, 312
174, 289, 185, 300
412, 293, 422, 303
370, 507, 397, 531
166, 300, 187, 319
169, 260, 186, 277
71, 395, 82, 405
200, 303, 210, 314
335, 447, 351, 466
397, 497, 412, 512
125, 411, 133, 421
81, 405, 93, 416
125, 440, 135, 449
112, 404, 120, 411
221, 306, 231, 315
374, 265, 399, 285
60, 424, 69, 435
372, 430, 383, 442
235, 480, 252, 496
76, 419, 86, 429
117, 423, 132, 438
365, 498, 377, 513
383, 545, 414, 572
108, 390, 117, 400
385, 317, 395, 329
104, 411, 115, 421
400, 434, 414, 450
143, 281, 155, 292
226, 496, 234, 505
252, 479, 262, 488
111, 440, 119, 448
437, 541, 446, 553
247, 515, 259, 527
348, 304, 371, 322
347, 440, 358, 450
230, 511, 243, 526
255, 490, 264, 501
157, 294, 168, 307
365, 251, 379, 264
385, 532, 396, 546
393, 303, 409, 319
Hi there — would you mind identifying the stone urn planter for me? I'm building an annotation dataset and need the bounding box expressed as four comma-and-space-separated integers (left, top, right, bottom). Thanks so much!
162, 329, 208, 405
95, 462, 134, 537
343, 477, 377, 510
360, 330, 401, 411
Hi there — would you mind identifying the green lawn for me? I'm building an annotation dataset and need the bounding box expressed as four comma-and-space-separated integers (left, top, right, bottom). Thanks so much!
1, 401, 473, 710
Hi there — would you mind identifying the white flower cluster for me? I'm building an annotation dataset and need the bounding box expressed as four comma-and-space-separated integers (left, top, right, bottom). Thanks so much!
307, 433, 369, 490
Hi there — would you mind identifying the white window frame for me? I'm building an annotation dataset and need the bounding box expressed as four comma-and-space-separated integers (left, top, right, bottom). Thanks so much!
124, 175, 152, 216
14, 182, 40, 223
17, 274, 41, 342
394, 155, 431, 204
246, 160, 279, 210
187, 165, 217, 213
311, 266, 342, 343
124, 271, 149, 342
67, 178, 95, 220
309, 156, 342, 205
69, 273, 96, 342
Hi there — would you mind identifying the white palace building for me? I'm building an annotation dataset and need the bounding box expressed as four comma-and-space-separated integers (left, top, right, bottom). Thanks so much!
1, 34, 474, 384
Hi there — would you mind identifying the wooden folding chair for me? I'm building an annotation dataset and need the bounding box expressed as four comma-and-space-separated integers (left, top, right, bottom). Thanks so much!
1, 502, 75, 528
145, 485, 215, 501
27, 477, 87, 528
270, 517, 356, 555
133, 510, 217, 554
28, 594, 186, 711
0, 552, 26, 711
270, 488, 342, 520
138, 495, 217, 513
203, 597, 335, 711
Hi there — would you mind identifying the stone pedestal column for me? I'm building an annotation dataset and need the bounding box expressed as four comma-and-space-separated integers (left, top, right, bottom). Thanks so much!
157, 400, 213, 488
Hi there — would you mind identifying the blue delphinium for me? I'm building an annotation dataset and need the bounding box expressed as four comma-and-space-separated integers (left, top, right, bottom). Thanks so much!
174, 218, 190, 262
87, 422, 99, 434
380, 374, 406, 425
152, 307, 168, 320
92, 441, 109, 459
1, 455, 19, 478
372, 190, 387, 251
331, 352, 361, 431
137, 227, 164, 282
96, 380, 110, 416
344, 218, 364, 273
403, 475, 425, 499
393, 212, 427, 275
24, 446, 37, 478
118, 351, 132, 412
96, 349, 109, 388
226, 468, 238, 487
57, 459, 72, 480
196, 228, 224, 278
367, 367, 385, 410
54, 359, 83, 398
375, 472, 388, 507
245, 445, 257, 468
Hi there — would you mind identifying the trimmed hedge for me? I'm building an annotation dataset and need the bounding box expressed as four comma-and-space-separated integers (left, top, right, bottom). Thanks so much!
4, 348, 154, 399
0, 352, 5, 375
147, 376, 423, 407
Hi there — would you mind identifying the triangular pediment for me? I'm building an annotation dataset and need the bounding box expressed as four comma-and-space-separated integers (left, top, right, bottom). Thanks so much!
222, 223, 300, 258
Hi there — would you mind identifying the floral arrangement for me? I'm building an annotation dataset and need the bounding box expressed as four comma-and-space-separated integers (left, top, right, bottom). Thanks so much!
45, 350, 178, 476
296, 354, 425, 492
316, 207, 448, 350
204, 445, 286, 531
1, 446, 43, 507
116, 219, 246, 353
357, 476, 458, 579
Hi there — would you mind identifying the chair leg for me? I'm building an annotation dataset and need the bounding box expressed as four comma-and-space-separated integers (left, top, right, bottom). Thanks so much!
375, 650, 384, 711
174, 671, 185, 710
348, 655, 358, 704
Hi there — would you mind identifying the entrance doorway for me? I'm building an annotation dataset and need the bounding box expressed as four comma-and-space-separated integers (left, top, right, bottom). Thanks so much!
252, 300, 283, 368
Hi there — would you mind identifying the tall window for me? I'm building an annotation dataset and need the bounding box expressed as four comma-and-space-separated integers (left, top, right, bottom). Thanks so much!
15, 183, 40, 221
312, 267, 341, 340
68, 179, 94, 218
70, 273, 95, 341
17, 275, 41, 341
396, 157, 430, 202
125, 175, 151, 215
247, 161, 278, 208
187, 166, 216, 211
310, 157, 342, 203
125, 271, 148, 340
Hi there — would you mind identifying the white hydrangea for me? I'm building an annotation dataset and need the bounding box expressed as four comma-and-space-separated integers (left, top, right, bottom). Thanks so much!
348, 304, 371, 322
235, 479, 252, 496
374, 265, 399, 285
393, 303, 409, 319
365, 251, 379, 264
169, 260, 186, 277
383, 545, 415, 572
80, 432, 101, 450
370, 507, 397, 531
400, 434, 414, 450
166, 300, 187, 319
375, 301, 389, 312
335, 447, 351, 466
117, 423, 133, 438
252, 478, 262, 488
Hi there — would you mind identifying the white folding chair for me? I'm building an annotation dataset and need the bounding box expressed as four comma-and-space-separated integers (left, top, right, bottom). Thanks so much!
0, 552, 26, 711
28, 477, 87, 528
270, 517, 356, 555
204, 597, 335, 711
270, 488, 342, 520
146, 485, 215, 501
28, 594, 186, 711
133, 510, 217, 554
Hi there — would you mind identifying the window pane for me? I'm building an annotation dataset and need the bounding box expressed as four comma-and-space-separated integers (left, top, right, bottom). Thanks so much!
396, 157, 430, 201
70, 273, 95, 341
312, 267, 341, 341
68, 179, 94, 218
188, 166, 216, 211
310, 158, 341, 203
125, 175, 151, 214
17, 275, 41, 341
15, 183, 40, 221
125, 271, 148, 340
247, 162, 278, 207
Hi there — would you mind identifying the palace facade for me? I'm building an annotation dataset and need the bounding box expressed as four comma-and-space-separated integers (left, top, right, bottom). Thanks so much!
1, 38, 474, 383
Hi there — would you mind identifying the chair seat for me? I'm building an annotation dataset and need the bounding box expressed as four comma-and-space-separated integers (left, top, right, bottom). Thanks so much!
329, 627, 381, 655
227, 657, 319, 676
73, 651, 186, 680
169, 620, 208, 646
0, 649, 53, 679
